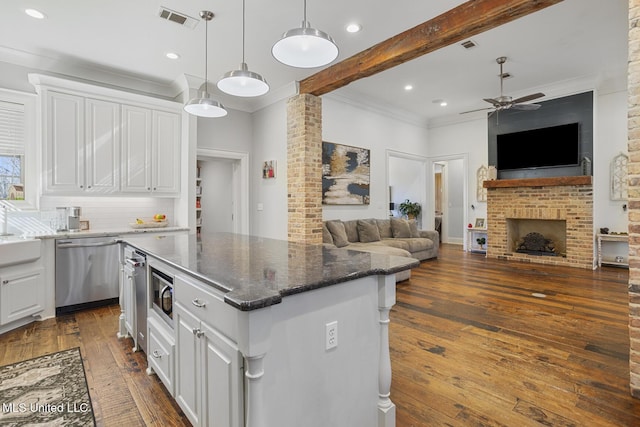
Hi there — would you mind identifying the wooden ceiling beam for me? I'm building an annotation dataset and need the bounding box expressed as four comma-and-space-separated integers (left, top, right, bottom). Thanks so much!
299, 0, 564, 96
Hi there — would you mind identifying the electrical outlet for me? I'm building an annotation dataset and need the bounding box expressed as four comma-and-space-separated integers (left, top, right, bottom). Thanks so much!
326, 321, 338, 350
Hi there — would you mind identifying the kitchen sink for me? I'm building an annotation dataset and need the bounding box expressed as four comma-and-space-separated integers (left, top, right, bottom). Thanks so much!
0, 237, 41, 268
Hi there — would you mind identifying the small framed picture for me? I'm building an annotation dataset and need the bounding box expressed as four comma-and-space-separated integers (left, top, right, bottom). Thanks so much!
474, 218, 485, 229
263, 160, 276, 179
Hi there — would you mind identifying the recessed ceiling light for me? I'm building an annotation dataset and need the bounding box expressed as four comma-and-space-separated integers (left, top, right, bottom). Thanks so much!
346, 23, 361, 33
165, 52, 180, 60
440, 101, 448, 107
404, 85, 413, 91
25, 8, 45, 19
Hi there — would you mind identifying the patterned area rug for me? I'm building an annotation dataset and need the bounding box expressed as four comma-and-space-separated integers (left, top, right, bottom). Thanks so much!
0, 347, 95, 426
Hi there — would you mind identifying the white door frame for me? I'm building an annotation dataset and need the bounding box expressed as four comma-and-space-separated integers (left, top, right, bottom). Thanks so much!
196, 148, 250, 235
426, 153, 469, 247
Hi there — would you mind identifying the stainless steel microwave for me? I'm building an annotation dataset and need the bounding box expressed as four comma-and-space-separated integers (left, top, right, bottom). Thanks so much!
150, 266, 174, 327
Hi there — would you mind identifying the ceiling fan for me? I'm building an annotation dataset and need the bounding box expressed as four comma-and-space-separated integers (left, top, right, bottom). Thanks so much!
461, 56, 544, 116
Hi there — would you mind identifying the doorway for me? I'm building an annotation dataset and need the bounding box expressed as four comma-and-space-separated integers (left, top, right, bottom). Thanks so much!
196, 148, 249, 235
427, 154, 468, 246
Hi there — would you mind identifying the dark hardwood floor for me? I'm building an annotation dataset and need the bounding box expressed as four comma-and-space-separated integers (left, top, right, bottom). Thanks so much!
392, 244, 639, 426
0, 244, 638, 426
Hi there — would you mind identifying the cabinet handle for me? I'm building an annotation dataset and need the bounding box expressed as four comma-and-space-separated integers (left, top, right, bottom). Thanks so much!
192, 328, 204, 338
79, 185, 84, 189
192, 298, 207, 308
152, 350, 163, 359
2, 280, 8, 285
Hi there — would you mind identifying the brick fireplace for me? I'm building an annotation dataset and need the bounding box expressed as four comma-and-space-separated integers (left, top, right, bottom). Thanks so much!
484, 176, 594, 269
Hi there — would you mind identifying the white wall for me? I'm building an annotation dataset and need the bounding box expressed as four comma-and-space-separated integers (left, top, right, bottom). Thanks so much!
594, 89, 628, 233
427, 117, 487, 239
251, 100, 288, 239
388, 156, 425, 225
322, 96, 429, 222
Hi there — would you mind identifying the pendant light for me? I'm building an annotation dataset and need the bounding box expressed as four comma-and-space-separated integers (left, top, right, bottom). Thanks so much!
184, 11, 227, 118
271, 0, 338, 68
217, 0, 269, 97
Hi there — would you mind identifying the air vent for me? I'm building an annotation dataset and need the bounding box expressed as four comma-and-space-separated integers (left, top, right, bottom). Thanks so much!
460, 39, 478, 49
158, 7, 199, 29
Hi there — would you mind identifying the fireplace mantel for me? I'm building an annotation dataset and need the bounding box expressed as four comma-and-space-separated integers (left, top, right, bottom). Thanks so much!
483, 176, 592, 189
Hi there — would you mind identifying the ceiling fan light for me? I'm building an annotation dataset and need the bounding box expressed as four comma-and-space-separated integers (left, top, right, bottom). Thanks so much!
184, 83, 228, 118
272, 22, 338, 68
217, 63, 270, 97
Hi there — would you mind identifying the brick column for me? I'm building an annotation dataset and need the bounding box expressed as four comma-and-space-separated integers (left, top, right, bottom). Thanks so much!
629, 0, 640, 398
287, 94, 323, 244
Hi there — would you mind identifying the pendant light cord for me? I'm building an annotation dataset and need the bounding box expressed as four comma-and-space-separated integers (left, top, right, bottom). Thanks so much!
242, 0, 246, 63
303, 0, 307, 23
204, 16, 209, 85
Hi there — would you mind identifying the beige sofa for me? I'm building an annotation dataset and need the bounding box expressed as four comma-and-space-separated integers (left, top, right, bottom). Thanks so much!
323, 218, 439, 281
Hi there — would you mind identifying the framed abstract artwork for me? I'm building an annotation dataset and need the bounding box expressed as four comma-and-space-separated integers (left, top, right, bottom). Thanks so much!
322, 141, 370, 205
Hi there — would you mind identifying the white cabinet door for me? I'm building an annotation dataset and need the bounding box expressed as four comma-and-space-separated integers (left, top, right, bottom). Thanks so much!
174, 302, 202, 426
44, 91, 84, 193
201, 320, 244, 427
121, 104, 152, 193
85, 98, 120, 193
0, 268, 44, 325
152, 110, 181, 195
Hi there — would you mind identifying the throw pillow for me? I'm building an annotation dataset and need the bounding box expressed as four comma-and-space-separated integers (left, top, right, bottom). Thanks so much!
408, 219, 421, 238
326, 221, 349, 247
391, 218, 411, 238
322, 223, 334, 245
376, 219, 393, 238
357, 219, 381, 243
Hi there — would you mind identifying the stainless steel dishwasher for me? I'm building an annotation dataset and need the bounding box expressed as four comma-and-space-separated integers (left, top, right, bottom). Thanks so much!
55, 236, 120, 315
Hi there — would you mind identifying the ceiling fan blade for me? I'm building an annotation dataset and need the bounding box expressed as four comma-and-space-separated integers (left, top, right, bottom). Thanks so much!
460, 107, 494, 114
483, 98, 502, 107
511, 103, 541, 111
511, 92, 545, 104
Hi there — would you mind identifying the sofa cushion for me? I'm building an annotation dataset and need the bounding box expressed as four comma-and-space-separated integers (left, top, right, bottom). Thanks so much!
393, 237, 434, 253
408, 219, 421, 238
380, 238, 410, 251
343, 220, 360, 243
357, 219, 381, 243
391, 218, 411, 238
322, 223, 334, 245
346, 242, 411, 258
376, 219, 393, 238
326, 221, 349, 247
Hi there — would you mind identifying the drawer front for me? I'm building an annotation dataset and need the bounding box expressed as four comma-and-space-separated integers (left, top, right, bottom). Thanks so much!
147, 318, 175, 396
174, 274, 237, 340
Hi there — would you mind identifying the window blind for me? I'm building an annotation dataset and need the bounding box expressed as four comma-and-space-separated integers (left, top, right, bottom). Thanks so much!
0, 100, 25, 156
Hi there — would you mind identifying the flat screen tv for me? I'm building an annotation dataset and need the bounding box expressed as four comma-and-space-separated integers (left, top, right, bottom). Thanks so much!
496, 122, 580, 171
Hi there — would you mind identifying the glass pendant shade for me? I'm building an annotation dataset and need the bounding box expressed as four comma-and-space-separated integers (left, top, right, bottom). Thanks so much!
217, 64, 269, 97
272, 20, 338, 68
184, 82, 227, 118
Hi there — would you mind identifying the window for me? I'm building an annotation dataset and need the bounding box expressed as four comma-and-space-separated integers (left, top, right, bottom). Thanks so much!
0, 100, 25, 200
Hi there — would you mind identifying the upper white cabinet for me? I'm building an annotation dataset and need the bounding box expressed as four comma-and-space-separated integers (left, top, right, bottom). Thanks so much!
30, 74, 181, 197
44, 91, 85, 193
122, 106, 180, 195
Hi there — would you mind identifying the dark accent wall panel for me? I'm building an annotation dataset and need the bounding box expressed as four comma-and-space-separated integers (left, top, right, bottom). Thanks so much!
488, 91, 593, 179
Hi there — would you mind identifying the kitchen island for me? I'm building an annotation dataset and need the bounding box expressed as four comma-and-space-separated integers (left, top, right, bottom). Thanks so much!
122, 232, 418, 427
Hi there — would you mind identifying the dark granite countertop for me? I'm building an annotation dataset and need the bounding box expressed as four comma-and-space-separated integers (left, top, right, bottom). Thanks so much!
122, 232, 419, 311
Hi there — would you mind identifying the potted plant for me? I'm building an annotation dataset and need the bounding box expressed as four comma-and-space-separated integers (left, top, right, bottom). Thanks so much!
476, 237, 486, 249
398, 199, 422, 219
